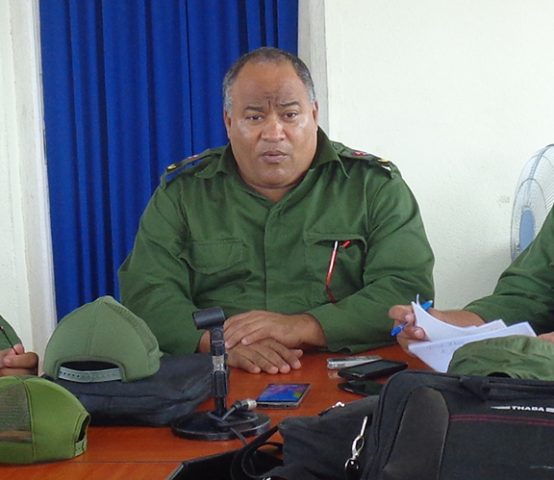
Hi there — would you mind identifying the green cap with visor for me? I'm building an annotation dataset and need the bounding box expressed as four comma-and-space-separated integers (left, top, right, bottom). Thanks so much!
43, 296, 162, 383
0, 376, 89, 464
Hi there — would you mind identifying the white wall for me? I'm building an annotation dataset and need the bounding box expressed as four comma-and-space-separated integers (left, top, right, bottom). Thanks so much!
0, 0, 56, 361
301, 0, 554, 309
298, 0, 330, 132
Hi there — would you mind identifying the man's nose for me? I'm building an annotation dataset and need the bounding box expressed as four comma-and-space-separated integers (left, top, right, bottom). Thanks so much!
261, 115, 285, 141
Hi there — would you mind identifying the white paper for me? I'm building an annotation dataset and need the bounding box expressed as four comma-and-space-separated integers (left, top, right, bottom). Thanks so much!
412, 301, 506, 342
408, 321, 536, 372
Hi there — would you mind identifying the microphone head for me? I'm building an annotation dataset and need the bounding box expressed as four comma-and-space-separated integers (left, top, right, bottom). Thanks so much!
192, 307, 226, 330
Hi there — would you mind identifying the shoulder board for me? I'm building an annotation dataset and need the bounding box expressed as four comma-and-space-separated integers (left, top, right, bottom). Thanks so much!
331, 141, 398, 177
161, 147, 225, 187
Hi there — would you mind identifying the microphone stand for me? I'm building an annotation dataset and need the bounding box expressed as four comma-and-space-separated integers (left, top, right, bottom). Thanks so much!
171, 308, 270, 441
209, 325, 228, 418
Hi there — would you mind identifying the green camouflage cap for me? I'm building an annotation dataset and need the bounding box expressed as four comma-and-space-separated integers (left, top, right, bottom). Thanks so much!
448, 335, 554, 380
0, 376, 89, 464
43, 296, 162, 383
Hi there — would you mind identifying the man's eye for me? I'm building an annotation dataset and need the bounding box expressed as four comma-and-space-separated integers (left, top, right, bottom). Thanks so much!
246, 114, 263, 121
284, 112, 298, 120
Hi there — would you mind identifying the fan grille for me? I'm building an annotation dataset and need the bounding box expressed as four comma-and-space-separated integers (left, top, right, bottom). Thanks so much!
511, 144, 554, 259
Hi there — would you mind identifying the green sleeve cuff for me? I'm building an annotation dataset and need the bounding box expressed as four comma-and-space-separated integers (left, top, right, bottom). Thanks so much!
0, 316, 21, 350
307, 303, 394, 353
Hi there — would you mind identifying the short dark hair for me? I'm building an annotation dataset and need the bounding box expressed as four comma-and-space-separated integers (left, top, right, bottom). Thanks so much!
222, 47, 316, 113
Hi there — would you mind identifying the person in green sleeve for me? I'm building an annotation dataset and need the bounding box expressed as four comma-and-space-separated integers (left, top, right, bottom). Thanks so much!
0, 315, 39, 376
390, 205, 554, 350
119, 47, 435, 374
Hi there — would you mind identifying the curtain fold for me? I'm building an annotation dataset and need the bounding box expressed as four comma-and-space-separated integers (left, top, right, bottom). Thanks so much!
40, 0, 298, 319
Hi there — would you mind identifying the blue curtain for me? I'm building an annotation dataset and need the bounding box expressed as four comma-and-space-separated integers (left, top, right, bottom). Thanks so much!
40, 0, 298, 320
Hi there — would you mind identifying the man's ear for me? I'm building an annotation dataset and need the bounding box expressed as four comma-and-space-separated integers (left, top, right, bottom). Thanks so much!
223, 110, 232, 137
312, 101, 319, 124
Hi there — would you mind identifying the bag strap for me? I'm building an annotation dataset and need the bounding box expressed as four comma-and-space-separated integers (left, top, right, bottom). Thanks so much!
230, 425, 282, 480
459, 375, 554, 400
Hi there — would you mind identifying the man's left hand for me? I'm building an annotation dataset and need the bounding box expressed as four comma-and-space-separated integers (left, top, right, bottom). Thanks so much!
224, 311, 326, 350
0, 344, 39, 376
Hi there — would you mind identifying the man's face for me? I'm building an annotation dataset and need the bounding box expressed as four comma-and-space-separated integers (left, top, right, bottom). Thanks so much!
224, 60, 319, 201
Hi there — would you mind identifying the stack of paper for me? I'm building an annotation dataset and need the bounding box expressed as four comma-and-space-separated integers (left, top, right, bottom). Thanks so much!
407, 301, 536, 372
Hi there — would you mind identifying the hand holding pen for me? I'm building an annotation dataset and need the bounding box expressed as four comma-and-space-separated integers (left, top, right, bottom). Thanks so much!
390, 299, 433, 337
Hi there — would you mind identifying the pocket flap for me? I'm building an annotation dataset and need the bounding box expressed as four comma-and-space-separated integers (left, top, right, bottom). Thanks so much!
179, 239, 244, 275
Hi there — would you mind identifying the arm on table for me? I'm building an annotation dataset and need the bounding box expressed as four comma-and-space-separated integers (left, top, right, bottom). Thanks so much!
119, 186, 203, 355
463, 207, 554, 333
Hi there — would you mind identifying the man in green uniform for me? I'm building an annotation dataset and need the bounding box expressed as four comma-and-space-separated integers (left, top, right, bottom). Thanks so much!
390, 205, 554, 349
0, 316, 38, 376
119, 47, 435, 373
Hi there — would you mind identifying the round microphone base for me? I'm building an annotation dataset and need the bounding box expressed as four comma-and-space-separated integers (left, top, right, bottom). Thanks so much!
171, 411, 271, 441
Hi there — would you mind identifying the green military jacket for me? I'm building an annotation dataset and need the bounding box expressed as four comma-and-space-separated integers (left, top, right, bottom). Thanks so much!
119, 129, 434, 354
466, 206, 554, 332
0, 315, 20, 350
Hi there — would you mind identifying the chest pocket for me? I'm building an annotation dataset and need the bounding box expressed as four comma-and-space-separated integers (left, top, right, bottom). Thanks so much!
179, 238, 250, 304
179, 239, 245, 275
304, 232, 367, 303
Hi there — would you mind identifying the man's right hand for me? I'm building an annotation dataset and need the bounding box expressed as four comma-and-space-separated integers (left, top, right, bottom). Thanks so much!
227, 338, 303, 374
388, 304, 427, 352
388, 305, 485, 353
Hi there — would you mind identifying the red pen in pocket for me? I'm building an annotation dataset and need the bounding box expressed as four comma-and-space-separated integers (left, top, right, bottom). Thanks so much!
325, 240, 351, 303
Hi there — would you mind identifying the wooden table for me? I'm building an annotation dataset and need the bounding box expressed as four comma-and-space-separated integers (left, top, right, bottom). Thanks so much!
0, 345, 426, 479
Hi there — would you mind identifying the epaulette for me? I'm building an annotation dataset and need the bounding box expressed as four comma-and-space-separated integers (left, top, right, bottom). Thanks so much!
331, 141, 398, 177
160, 147, 223, 187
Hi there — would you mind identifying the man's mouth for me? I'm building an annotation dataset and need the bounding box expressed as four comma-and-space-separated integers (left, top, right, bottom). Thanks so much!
261, 150, 287, 163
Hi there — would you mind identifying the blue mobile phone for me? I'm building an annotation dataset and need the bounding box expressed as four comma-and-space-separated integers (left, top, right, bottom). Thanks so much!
256, 383, 311, 409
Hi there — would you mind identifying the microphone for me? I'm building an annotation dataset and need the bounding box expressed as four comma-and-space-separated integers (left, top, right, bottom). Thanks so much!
171, 308, 270, 441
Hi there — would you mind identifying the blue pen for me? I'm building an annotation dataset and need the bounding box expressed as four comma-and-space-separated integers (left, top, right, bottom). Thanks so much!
390, 299, 433, 336
420, 300, 433, 311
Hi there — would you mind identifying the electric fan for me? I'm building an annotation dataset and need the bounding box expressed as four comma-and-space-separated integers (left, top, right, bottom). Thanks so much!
511, 143, 554, 259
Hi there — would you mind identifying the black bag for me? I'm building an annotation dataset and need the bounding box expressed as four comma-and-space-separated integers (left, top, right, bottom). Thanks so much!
360, 370, 554, 480
45, 353, 212, 426
268, 396, 379, 480
169, 397, 380, 480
